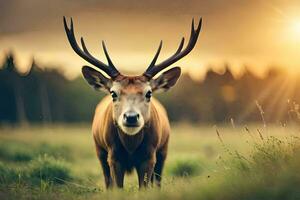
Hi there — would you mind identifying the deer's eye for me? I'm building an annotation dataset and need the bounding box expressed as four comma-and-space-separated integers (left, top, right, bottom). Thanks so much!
145, 91, 152, 101
110, 91, 118, 101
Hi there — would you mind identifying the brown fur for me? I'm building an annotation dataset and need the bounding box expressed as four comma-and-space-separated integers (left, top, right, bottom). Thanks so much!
92, 95, 170, 188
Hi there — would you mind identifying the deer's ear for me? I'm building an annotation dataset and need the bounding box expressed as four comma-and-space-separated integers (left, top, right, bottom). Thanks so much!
150, 67, 181, 92
82, 66, 112, 92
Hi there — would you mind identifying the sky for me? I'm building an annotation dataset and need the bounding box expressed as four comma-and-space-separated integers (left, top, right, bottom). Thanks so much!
1, 0, 300, 79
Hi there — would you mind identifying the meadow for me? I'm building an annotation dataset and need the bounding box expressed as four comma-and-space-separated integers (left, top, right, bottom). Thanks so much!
0, 123, 299, 200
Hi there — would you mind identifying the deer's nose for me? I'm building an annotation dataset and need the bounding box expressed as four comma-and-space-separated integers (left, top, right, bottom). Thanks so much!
123, 111, 139, 127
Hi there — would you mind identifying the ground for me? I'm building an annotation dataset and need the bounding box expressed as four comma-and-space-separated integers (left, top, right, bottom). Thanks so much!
0, 123, 299, 200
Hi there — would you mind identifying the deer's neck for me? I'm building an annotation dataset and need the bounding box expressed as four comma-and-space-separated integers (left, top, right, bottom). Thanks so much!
116, 125, 146, 154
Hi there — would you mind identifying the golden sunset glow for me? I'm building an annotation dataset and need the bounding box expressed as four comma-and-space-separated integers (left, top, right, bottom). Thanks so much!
1, 1, 300, 79
290, 19, 300, 40
2, 2, 300, 198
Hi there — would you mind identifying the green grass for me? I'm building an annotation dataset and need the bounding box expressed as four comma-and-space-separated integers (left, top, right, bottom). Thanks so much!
168, 159, 202, 177
27, 154, 73, 185
0, 141, 34, 162
0, 124, 299, 199
0, 162, 19, 184
0, 140, 72, 163
0, 154, 73, 186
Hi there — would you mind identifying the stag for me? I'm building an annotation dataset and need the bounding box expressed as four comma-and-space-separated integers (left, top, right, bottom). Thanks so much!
63, 17, 202, 188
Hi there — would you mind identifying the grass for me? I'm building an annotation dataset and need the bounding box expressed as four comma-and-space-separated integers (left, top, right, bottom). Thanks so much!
0, 162, 19, 184
0, 155, 73, 186
27, 154, 73, 185
0, 123, 299, 199
168, 159, 202, 177
0, 141, 34, 162
0, 140, 72, 162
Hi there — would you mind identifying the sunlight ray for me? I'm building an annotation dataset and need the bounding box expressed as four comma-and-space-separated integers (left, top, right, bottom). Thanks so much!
237, 76, 283, 123
264, 77, 290, 120
275, 77, 298, 122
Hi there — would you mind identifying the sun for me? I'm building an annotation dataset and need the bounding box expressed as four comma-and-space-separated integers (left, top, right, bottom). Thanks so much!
288, 18, 300, 41
290, 20, 300, 35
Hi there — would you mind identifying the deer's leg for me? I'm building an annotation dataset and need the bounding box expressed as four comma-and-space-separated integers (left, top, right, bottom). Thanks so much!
94, 143, 112, 189
153, 148, 167, 187
136, 153, 156, 188
108, 150, 125, 188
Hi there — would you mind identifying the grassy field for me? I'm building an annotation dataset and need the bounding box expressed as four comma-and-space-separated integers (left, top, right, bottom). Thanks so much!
0, 123, 299, 200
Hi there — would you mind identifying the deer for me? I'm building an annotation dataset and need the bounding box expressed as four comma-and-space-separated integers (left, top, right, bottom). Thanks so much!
63, 17, 202, 189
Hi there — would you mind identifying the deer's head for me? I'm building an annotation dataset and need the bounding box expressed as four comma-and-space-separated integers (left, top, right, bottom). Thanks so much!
63, 17, 202, 135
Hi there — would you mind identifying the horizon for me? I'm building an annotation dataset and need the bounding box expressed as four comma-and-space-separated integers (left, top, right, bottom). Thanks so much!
0, 51, 288, 81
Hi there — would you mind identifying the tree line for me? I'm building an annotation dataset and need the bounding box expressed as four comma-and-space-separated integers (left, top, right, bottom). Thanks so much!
1, 53, 299, 125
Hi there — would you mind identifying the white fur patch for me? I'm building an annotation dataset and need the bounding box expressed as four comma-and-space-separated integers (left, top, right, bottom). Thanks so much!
112, 82, 149, 136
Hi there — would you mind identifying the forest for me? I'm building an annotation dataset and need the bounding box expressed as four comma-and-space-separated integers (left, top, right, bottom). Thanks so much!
1, 52, 299, 125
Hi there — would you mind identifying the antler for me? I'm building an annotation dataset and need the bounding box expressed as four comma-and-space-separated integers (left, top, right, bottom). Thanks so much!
63, 17, 120, 79
143, 18, 202, 78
